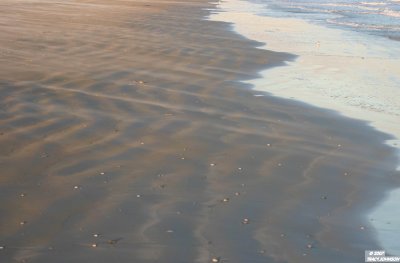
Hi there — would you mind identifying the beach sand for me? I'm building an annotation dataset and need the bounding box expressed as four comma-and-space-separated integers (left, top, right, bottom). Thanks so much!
0, 0, 399, 262
210, 0, 400, 153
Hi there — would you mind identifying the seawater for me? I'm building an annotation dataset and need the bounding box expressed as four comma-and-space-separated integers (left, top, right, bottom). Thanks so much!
210, 0, 400, 256
252, 0, 400, 40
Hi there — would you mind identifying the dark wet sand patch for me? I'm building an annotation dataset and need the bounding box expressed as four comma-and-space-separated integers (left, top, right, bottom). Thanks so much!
0, 0, 399, 263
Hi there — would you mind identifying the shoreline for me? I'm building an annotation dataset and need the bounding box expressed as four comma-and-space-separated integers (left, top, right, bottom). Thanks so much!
210, 0, 400, 255
0, 0, 399, 262
210, 0, 400, 155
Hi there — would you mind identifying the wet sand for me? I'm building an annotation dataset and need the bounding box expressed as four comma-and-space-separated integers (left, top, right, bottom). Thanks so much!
0, 0, 399, 262
211, 0, 400, 151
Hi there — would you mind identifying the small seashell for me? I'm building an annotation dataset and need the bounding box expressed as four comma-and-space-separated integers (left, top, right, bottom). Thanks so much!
242, 218, 250, 224
210, 163, 216, 167
93, 234, 100, 238
0, 245, 5, 250
211, 257, 220, 263
91, 243, 98, 248
307, 244, 313, 249
222, 198, 230, 203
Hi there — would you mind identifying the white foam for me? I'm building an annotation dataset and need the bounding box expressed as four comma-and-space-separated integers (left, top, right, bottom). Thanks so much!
361, 1, 387, 6
210, 0, 400, 168
209, 0, 400, 253
382, 8, 400, 18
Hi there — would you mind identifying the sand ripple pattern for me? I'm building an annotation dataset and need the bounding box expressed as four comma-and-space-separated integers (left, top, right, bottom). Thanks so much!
0, 1, 399, 263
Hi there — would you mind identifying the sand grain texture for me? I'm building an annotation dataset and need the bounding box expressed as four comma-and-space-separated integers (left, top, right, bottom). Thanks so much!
0, 1, 399, 262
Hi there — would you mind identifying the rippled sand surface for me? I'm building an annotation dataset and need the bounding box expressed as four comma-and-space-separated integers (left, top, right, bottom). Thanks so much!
0, 1, 399, 262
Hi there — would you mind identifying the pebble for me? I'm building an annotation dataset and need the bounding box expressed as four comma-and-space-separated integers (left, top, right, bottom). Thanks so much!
93, 234, 100, 238
20, 193, 26, 197
210, 163, 216, 167
222, 198, 230, 203
211, 257, 221, 263
242, 218, 250, 224
20, 221, 27, 225
100, 172, 105, 175
266, 143, 271, 147
360, 226, 366, 230
136, 194, 141, 198
234, 192, 240, 196
307, 244, 313, 249
108, 239, 121, 245
73, 185, 80, 190
91, 243, 98, 248
0, 246, 4, 250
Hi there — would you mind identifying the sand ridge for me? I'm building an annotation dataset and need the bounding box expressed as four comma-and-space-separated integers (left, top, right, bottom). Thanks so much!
0, 0, 399, 262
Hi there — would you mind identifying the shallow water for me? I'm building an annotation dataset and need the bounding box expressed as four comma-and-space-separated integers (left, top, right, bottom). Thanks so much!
253, 0, 400, 40
211, 0, 400, 257
1, 1, 399, 262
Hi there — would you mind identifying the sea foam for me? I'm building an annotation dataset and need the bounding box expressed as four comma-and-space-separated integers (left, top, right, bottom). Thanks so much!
210, 0, 400, 254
